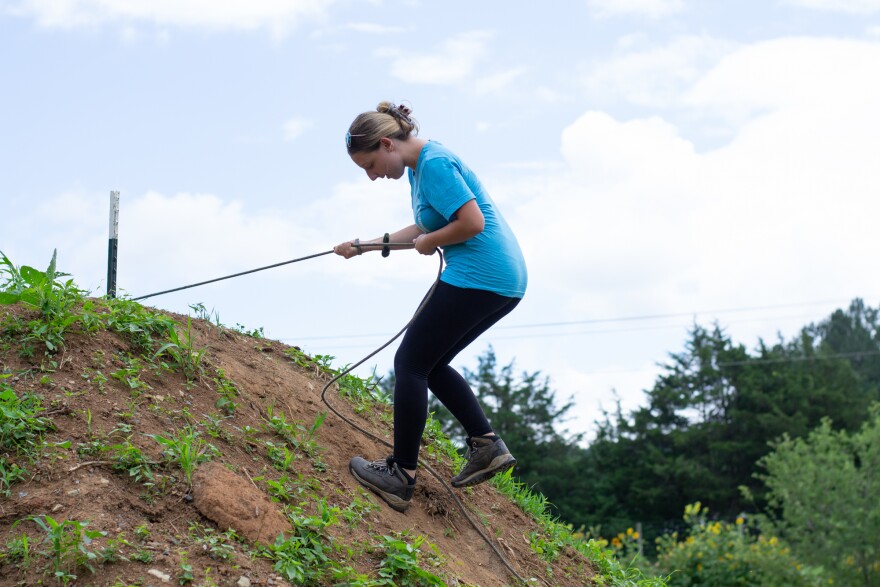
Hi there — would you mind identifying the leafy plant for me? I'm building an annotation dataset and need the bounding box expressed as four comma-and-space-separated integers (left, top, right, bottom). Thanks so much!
189, 523, 237, 561
756, 407, 880, 587
375, 532, 446, 587
262, 499, 339, 586
212, 368, 239, 414
153, 317, 205, 382
0, 249, 84, 353
104, 297, 175, 352
653, 502, 825, 586
151, 426, 218, 488
110, 354, 150, 395
0, 375, 51, 495
24, 515, 106, 584
263, 405, 327, 470
3, 533, 31, 568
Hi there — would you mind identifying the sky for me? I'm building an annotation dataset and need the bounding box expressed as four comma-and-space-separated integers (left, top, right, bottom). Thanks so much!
2, 0, 879, 440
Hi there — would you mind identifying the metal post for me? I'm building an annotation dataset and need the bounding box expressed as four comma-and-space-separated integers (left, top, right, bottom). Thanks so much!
107, 191, 120, 298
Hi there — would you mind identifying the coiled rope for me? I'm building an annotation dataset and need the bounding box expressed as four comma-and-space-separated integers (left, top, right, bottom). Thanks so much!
133, 246, 528, 584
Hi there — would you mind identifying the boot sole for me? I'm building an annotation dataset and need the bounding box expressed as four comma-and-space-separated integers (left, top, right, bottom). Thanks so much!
350, 464, 411, 513
451, 455, 517, 488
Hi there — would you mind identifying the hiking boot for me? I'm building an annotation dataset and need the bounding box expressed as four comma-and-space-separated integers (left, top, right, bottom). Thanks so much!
451, 436, 516, 488
349, 456, 414, 512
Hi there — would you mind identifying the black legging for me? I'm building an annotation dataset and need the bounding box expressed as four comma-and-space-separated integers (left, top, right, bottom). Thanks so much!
392, 281, 521, 470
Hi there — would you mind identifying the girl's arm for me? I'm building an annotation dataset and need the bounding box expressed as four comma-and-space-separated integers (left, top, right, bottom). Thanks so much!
413, 200, 484, 255
333, 224, 425, 259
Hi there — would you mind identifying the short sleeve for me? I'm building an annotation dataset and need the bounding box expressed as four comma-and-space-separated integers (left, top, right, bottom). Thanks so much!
420, 156, 476, 220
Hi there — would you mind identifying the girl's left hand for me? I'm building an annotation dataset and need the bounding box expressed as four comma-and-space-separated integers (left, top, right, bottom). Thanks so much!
413, 234, 436, 256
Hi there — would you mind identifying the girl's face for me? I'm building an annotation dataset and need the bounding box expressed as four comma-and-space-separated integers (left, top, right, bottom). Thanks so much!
350, 138, 406, 181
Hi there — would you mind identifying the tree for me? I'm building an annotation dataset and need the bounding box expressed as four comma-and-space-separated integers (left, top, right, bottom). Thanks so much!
756, 405, 880, 587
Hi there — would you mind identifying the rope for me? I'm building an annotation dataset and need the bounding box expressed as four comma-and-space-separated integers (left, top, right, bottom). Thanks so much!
133, 250, 334, 301
318, 250, 529, 585
130, 245, 527, 582
132, 243, 417, 301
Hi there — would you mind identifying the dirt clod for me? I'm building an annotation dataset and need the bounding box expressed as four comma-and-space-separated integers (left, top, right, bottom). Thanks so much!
191, 462, 288, 546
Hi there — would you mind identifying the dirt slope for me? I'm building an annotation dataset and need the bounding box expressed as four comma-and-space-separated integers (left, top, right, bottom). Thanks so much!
0, 302, 595, 586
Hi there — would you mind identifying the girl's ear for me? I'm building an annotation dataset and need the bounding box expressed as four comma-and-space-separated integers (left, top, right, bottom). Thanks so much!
379, 137, 393, 151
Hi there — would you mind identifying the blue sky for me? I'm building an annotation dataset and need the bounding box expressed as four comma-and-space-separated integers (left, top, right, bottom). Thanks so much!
2, 0, 879, 438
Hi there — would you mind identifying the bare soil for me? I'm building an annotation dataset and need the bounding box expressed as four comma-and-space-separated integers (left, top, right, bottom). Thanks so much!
0, 303, 595, 586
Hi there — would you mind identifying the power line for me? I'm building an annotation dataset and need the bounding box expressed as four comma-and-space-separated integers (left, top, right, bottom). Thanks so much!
285, 298, 860, 343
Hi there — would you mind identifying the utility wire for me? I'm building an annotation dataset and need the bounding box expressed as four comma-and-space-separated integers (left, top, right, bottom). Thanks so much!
288, 300, 856, 343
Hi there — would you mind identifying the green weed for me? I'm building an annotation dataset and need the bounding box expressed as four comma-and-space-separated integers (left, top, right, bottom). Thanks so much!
3, 533, 31, 568
189, 523, 238, 561
153, 316, 205, 382
375, 532, 446, 587
263, 499, 338, 586
212, 368, 239, 414
110, 354, 150, 396
104, 297, 175, 352
151, 426, 218, 489
23, 515, 106, 584
0, 249, 85, 354
263, 405, 327, 471
0, 375, 51, 495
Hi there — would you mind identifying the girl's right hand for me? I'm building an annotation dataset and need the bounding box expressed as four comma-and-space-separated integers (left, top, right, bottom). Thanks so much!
333, 240, 360, 259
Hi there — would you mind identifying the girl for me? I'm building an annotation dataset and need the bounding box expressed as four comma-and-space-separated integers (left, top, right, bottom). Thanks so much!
334, 101, 527, 512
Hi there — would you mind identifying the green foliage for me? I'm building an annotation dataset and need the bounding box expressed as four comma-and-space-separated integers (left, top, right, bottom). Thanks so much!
284, 346, 334, 373
151, 426, 219, 488
104, 296, 176, 352
757, 406, 880, 586
22, 515, 107, 583
263, 500, 338, 586
653, 503, 825, 586
0, 249, 85, 353
212, 368, 239, 414
263, 404, 327, 471
375, 532, 446, 587
0, 374, 52, 496
578, 302, 880, 548
189, 523, 238, 561
153, 316, 205, 382
3, 533, 32, 568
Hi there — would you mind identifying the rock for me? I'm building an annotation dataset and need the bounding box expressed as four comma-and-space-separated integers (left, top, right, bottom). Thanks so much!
237, 578, 252, 587
191, 462, 289, 545
147, 569, 171, 582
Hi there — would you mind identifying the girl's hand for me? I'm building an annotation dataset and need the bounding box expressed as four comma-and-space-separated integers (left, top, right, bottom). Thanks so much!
333, 240, 360, 259
413, 234, 436, 255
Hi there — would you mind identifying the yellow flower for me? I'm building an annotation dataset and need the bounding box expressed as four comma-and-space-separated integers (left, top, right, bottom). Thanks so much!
632, 532, 640, 540
736, 517, 744, 525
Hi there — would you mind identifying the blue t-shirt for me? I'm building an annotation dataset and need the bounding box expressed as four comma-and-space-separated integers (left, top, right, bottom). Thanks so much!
408, 141, 527, 298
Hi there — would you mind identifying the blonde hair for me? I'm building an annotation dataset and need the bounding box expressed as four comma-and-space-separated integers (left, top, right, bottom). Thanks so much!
346, 101, 419, 155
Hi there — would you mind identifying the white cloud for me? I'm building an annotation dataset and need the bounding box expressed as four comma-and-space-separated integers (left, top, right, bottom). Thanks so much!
584, 35, 738, 108
485, 36, 880, 427
281, 117, 313, 141
781, 0, 880, 13
7, 0, 331, 35
473, 66, 528, 95
388, 30, 494, 85
345, 22, 408, 34
587, 0, 685, 18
